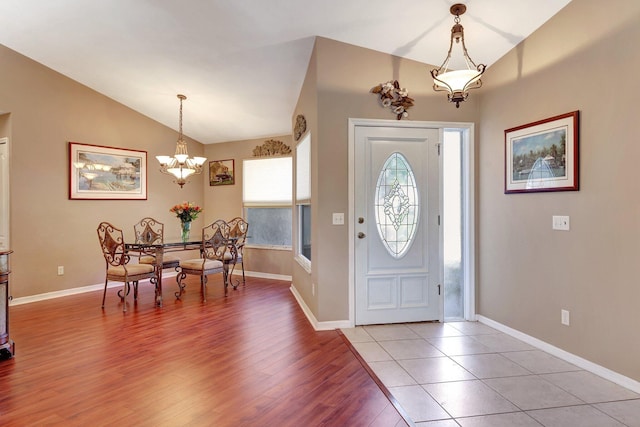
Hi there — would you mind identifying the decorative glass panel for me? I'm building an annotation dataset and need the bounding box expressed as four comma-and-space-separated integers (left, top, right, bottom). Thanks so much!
374, 152, 419, 258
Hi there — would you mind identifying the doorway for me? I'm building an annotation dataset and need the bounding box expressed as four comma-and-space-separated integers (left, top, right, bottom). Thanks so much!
348, 119, 475, 326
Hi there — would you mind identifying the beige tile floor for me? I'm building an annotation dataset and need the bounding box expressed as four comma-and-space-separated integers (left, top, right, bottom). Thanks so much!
341, 322, 640, 426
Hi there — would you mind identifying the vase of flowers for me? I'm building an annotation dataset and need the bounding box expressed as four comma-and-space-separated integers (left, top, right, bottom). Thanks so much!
180, 220, 191, 243
170, 202, 202, 243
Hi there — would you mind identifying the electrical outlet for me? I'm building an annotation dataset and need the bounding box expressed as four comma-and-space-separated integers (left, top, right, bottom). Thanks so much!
561, 309, 570, 326
332, 213, 344, 225
57, 266, 64, 276
552, 215, 570, 231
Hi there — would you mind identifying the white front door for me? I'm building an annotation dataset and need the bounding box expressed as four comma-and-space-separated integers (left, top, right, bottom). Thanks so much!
355, 125, 441, 325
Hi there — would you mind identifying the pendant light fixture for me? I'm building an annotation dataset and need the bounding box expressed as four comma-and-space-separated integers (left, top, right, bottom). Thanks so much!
431, 3, 486, 108
156, 94, 206, 188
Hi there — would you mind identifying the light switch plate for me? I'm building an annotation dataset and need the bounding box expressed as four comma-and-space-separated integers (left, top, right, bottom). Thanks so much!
552, 215, 570, 231
332, 213, 344, 225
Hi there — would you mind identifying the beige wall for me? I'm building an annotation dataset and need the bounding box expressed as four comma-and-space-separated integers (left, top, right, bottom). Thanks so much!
291, 39, 319, 315
478, 0, 640, 381
294, 37, 480, 322
203, 137, 293, 277
0, 44, 205, 298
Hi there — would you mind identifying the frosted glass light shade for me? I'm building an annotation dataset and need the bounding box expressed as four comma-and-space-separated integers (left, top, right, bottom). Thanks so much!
434, 69, 482, 92
174, 154, 188, 163
167, 167, 195, 179
156, 155, 172, 165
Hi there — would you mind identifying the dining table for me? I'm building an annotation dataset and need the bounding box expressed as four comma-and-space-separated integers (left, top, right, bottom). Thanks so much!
125, 237, 239, 307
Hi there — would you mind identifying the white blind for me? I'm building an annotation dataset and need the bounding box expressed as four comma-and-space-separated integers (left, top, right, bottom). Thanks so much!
243, 157, 292, 204
296, 133, 311, 202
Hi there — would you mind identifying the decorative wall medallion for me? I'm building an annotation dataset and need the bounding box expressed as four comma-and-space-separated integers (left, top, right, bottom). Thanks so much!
294, 114, 307, 141
252, 139, 292, 157
371, 80, 414, 120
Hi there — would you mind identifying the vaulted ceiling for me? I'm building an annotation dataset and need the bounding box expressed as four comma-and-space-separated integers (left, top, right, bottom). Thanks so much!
0, 1, 571, 143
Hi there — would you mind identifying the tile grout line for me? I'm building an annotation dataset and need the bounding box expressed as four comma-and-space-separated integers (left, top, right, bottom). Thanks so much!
336, 329, 417, 427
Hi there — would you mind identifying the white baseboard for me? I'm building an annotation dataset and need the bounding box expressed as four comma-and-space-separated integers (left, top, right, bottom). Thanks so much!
242, 270, 291, 281
10, 270, 291, 306
477, 315, 640, 394
11, 281, 136, 306
289, 284, 351, 331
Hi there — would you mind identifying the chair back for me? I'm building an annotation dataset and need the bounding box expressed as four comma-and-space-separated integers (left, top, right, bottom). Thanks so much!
227, 217, 249, 248
134, 217, 164, 245
202, 219, 230, 261
97, 222, 128, 267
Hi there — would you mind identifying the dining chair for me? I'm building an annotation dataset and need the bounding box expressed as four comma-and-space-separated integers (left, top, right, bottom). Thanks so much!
97, 221, 157, 312
224, 217, 249, 287
175, 219, 230, 302
133, 217, 180, 269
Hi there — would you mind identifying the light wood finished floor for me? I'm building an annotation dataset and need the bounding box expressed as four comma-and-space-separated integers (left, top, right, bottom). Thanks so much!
0, 276, 408, 426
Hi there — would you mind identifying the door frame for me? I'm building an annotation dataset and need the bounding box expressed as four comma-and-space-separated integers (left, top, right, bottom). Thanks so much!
347, 118, 476, 326
0, 137, 9, 250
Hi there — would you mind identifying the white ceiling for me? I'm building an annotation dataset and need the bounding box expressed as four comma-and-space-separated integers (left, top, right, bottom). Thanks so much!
0, 0, 571, 144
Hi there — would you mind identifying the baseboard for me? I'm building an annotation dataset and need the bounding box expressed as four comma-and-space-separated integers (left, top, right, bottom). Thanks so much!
10, 281, 140, 306
477, 315, 640, 394
10, 270, 291, 306
242, 270, 291, 281
289, 284, 351, 331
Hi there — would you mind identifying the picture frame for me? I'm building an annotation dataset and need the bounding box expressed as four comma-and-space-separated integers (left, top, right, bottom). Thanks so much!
69, 142, 147, 200
505, 111, 579, 194
209, 159, 235, 186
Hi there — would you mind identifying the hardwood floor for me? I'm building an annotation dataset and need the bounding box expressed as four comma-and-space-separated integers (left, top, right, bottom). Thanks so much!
0, 276, 408, 426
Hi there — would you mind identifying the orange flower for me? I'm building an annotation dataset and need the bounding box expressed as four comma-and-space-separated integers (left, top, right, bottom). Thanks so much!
170, 201, 202, 222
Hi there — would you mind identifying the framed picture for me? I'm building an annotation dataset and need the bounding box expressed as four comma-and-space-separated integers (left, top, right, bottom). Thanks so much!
69, 142, 147, 200
505, 111, 579, 194
209, 159, 234, 186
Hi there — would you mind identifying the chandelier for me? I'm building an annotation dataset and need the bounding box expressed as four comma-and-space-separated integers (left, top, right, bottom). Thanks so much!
156, 94, 206, 188
431, 3, 486, 108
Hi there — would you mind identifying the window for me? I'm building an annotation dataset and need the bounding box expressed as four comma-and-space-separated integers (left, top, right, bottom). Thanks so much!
243, 157, 292, 248
443, 129, 464, 319
299, 205, 311, 259
296, 133, 311, 267
374, 152, 419, 259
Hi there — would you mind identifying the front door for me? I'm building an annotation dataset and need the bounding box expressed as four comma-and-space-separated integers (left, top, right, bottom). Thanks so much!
355, 125, 440, 325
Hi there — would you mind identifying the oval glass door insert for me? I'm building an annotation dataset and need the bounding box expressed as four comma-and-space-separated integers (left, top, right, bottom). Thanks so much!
374, 152, 419, 258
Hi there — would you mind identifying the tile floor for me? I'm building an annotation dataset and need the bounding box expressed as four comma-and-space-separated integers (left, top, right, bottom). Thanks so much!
341, 322, 640, 426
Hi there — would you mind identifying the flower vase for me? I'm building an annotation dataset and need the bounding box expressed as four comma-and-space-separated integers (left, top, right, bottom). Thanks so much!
180, 220, 191, 243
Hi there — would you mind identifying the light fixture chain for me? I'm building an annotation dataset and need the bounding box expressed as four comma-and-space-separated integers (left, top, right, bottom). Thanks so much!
179, 96, 183, 139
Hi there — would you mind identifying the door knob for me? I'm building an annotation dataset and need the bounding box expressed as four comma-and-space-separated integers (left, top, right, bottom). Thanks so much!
357, 232, 366, 239
358, 217, 365, 224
